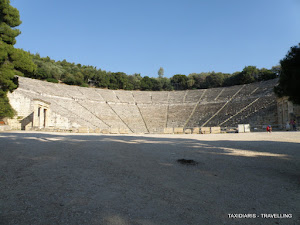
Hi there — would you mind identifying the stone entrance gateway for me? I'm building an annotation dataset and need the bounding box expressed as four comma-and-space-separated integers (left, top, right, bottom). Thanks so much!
33, 99, 51, 129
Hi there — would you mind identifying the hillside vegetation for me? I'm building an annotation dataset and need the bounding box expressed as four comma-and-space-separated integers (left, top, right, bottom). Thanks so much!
26, 52, 279, 91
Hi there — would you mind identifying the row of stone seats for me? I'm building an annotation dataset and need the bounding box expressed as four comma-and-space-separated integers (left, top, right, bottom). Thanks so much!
110, 103, 148, 133
215, 85, 242, 102
151, 92, 169, 103
222, 96, 276, 127
184, 89, 205, 103
138, 104, 168, 133
205, 98, 257, 126
20, 76, 276, 104
52, 98, 108, 129
167, 104, 196, 128
132, 91, 152, 104
78, 101, 128, 130
186, 102, 225, 128
77, 87, 104, 102
168, 91, 185, 103
114, 90, 135, 103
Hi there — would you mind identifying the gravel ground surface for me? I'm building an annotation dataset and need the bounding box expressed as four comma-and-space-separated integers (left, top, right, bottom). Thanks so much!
0, 131, 299, 225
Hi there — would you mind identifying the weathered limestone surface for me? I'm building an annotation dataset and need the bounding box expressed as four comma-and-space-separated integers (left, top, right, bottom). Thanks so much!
119, 128, 129, 134
174, 127, 184, 134
164, 128, 173, 134
184, 129, 192, 134
210, 127, 221, 134
192, 127, 200, 134
110, 128, 119, 134
201, 127, 211, 134
6, 77, 280, 133
78, 127, 89, 133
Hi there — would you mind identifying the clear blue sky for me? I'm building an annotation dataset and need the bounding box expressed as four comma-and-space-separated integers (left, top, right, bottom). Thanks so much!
12, 0, 300, 78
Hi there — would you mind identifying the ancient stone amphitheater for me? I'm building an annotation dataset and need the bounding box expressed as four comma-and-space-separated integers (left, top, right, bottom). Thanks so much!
7, 76, 278, 133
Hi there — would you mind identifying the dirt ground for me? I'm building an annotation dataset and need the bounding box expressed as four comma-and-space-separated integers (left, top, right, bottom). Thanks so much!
0, 131, 299, 225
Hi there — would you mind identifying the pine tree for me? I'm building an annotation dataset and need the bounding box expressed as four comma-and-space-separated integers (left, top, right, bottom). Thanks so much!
158, 67, 164, 78
274, 43, 300, 104
0, 0, 36, 118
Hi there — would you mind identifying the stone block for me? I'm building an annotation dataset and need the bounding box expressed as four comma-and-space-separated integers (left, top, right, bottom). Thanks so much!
192, 127, 200, 134
184, 129, 192, 134
244, 124, 251, 133
174, 127, 184, 134
238, 124, 245, 133
110, 127, 119, 134
89, 128, 95, 133
238, 124, 251, 133
94, 128, 101, 133
164, 127, 173, 134
78, 127, 89, 133
101, 129, 110, 134
210, 127, 221, 134
201, 127, 210, 134
119, 128, 129, 134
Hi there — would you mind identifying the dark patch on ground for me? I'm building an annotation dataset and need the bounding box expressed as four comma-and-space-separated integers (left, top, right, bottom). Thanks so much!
177, 159, 198, 165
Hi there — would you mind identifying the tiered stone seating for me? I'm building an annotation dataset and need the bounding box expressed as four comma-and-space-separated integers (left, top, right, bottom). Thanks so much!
53, 99, 108, 129
110, 103, 148, 133
46, 99, 91, 129
114, 90, 135, 103
168, 91, 185, 103
78, 101, 127, 130
59, 85, 87, 100
186, 102, 225, 127
206, 98, 256, 126
216, 85, 242, 101
79, 87, 105, 102
138, 104, 168, 133
222, 96, 276, 127
184, 89, 205, 103
11, 76, 279, 133
38, 81, 65, 97
95, 89, 120, 103
151, 92, 168, 103
202, 88, 223, 102
19, 77, 52, 96
132, 91, 152, 104
167, 104, 196, 127
248, 79, 278, 97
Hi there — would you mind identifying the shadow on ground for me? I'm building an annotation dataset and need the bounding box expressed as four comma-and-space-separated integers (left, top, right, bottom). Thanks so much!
0, 132, 299, 225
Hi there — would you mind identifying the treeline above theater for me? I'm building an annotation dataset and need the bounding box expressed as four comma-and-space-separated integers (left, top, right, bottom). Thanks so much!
25, 52, 279, 91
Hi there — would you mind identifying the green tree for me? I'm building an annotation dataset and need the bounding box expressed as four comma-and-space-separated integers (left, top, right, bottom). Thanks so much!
274, 43, 300, 104
257, 68, 276, 81
223, 71, 240, 86
128, 73, 142, 90
140, 76, 153, 91
151, 78, 162, 91
188, 73, 209, 89
238, 66, 258, 84
158, 67, 164, 78
170, 74, 188, 90
187, 76, 195, 89
205, 72, 224, 88
0, 0, 36, 118
159, 77, 173, 91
